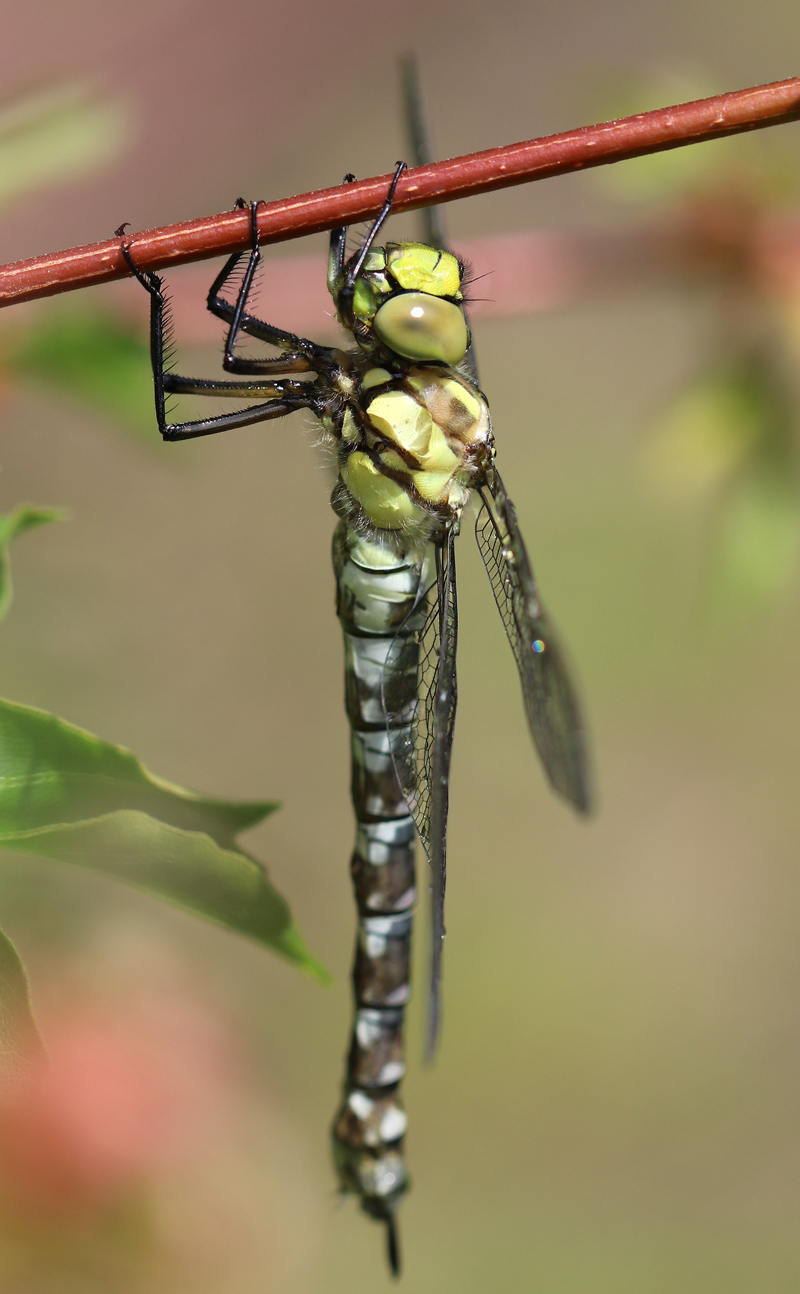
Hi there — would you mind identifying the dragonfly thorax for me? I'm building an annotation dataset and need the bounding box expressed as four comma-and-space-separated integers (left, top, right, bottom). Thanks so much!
335, 363, 492, 532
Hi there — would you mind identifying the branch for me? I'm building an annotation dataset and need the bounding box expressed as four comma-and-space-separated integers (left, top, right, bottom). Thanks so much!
1, 77, 799, 308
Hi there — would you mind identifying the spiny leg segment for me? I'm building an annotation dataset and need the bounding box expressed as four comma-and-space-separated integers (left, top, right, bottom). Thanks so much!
117, 203, 337, 440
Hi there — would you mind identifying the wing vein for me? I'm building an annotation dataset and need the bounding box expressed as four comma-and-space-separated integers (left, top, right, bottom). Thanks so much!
475, 473, 591, 813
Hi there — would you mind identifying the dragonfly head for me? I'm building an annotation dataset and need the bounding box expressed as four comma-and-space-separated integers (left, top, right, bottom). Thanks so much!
332, 242, 471, 366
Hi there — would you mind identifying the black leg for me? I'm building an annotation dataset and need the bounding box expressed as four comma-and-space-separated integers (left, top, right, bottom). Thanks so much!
118, 237, 317, 441
152, 392, 313, 441
206, 201, 342, 379
327, 172, 357, 294
334, 163, 407, 334
345, 161, 407, 288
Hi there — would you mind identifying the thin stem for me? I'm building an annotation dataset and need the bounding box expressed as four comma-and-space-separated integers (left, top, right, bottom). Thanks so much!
1, 77, 799, 307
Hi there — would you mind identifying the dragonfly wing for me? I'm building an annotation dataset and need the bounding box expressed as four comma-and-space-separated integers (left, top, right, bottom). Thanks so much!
389, 535, 458, 1060
475, 471, 590, 814
426, 534, 458, 1059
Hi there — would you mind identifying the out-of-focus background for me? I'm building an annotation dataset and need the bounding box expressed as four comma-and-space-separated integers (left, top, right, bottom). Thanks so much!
2, 1, 800, 1290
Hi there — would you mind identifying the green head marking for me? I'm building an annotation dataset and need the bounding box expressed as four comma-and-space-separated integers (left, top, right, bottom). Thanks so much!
349, 249, 392, 323
385, 245, 463, 299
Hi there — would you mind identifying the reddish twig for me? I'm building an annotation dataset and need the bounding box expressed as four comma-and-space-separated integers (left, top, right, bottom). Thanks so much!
1, 77, 799, 308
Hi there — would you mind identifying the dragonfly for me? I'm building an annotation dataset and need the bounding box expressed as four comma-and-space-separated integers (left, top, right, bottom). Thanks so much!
119, 143, 590, 1276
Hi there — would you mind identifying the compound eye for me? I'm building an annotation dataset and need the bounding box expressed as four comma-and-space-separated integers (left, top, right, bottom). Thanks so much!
373, 292, 469, 365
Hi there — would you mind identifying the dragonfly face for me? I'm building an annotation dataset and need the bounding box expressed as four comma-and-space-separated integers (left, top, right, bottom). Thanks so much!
119, 172, 590, 1276
333, 241, 471, 366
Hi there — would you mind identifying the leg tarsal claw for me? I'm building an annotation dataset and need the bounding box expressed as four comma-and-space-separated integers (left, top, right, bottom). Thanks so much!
249, 200, 264, 253
116, 229, 162, 297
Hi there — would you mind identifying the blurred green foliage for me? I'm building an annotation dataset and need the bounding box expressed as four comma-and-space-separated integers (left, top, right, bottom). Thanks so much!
643, 355, 800, 603
5, 308, 157, 440
644, 355, 794, 497
0, 81, 132, 214
597, 71, 800, 206
595, 73, 800, 605
0, 503, 65, 623
0, 81, 155, 436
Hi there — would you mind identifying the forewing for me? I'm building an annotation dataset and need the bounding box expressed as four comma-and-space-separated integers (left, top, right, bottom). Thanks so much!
476, 472, 590, 813
389, 536, 458, 1059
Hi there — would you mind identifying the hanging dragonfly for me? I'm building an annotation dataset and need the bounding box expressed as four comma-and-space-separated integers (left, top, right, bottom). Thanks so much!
118, 144, 590, 1276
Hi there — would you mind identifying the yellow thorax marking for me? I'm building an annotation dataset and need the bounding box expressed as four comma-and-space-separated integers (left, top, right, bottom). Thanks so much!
361, 367, 393, 391
366, 389, 460, 476
405, 373, 483, 437
341, 452, 425, 529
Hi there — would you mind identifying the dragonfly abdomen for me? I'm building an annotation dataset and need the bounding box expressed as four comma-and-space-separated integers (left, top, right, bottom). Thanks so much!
331, 520, 430, 1238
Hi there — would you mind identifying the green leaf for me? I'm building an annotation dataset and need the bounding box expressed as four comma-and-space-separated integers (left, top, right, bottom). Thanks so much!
0, 924, 45, 1082
0, 698, 277, 842
7, 308, 156, 439
0, 504, 64, 623
5, 812, 327, 982
0, 699, 329, 983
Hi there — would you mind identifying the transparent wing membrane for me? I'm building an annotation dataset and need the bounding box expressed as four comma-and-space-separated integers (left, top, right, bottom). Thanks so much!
390, 536, 458, 1058
392, 595, 436, 847
426, 536, 457, 1058
476, 473, 590, 814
